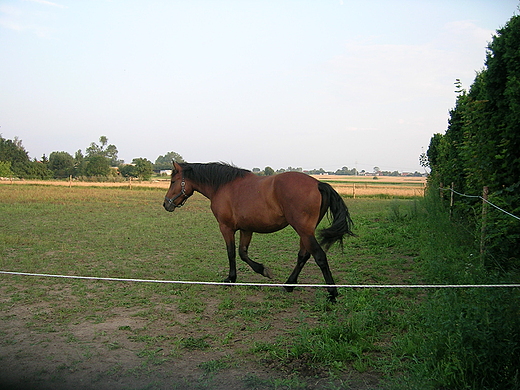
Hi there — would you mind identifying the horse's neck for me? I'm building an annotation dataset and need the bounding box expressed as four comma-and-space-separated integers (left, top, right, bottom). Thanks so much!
191, 181, 217, 199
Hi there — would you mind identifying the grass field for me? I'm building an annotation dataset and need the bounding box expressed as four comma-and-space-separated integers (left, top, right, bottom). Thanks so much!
0, 182, 425, 389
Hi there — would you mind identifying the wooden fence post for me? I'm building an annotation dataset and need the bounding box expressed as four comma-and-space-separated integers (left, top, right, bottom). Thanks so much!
353, 183, 356, 199
480, 186, 489, 266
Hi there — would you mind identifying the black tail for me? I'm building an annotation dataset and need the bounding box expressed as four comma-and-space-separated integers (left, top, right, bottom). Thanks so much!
317, 182, 355, 250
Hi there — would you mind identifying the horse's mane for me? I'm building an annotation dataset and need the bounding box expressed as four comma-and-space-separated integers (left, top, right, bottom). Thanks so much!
178, 162, 251, 190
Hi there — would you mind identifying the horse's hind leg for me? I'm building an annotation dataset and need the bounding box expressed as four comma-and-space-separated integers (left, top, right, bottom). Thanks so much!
285, 239, 311, 292
239, 230, 273, 279
303, 235, 338, 302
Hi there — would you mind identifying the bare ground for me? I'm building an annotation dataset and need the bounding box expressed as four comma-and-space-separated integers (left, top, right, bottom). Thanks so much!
0, 285, 385, 390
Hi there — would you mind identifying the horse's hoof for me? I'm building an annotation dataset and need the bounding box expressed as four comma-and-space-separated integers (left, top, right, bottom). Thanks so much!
327, 291, 339, 303
262, 266, 274, 279
284, 286, 295, 293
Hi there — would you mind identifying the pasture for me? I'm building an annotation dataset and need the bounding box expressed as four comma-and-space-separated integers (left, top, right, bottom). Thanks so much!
0, 182, 424, 389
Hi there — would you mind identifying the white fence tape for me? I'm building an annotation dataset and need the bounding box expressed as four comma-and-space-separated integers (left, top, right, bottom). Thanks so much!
1, 270, 518, 288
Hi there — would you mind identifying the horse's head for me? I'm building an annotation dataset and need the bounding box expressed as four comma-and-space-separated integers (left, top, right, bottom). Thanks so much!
163, 161, 192, 212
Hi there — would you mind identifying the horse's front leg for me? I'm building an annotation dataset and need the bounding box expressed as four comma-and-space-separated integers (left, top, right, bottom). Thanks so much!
220, 226, 237, 283
239, 230, 273, 279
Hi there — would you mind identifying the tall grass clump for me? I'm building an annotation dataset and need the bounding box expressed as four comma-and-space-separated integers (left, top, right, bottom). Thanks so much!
399, 192, 520, 390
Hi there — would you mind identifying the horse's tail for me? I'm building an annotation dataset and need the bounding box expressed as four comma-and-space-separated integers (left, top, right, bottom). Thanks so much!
317, 182, 355, 250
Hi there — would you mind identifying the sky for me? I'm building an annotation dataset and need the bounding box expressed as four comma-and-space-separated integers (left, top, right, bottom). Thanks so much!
0, 1, 518, 173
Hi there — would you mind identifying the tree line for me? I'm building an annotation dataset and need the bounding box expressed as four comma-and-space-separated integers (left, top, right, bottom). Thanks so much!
0, 134, 423, 181
425, 13, 520, 270
0, 135, 187, 181
254, 166, 422, 176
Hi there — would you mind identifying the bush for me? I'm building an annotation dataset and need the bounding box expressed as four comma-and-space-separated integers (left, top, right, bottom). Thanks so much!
400, 193, 520, 389
417, 288, 520, 389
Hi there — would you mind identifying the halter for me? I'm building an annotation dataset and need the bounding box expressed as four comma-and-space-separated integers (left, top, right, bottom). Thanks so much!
164, 177, 191, 208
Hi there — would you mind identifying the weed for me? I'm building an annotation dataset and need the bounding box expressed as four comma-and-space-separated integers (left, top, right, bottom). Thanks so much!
199, 357, 231, 374
181, 336, 211, 350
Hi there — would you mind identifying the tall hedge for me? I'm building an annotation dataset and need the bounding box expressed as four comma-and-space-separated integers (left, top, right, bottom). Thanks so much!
427, 14, 520, 270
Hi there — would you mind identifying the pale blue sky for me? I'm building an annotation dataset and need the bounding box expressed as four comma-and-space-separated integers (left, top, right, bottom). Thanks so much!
0, 0, 518, 172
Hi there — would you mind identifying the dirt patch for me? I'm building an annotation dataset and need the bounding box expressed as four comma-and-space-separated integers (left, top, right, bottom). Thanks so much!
0, 292, 384, 390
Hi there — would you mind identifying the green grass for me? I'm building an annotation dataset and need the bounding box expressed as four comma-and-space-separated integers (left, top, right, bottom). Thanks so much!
0, 183, 430, 388
389, 195, 520, 390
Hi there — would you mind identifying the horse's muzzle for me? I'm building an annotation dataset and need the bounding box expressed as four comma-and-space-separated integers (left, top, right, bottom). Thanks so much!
163, 200, 176, 212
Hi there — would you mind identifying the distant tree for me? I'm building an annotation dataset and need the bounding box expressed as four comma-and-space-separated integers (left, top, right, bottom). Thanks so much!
264, 166, 275, 176
132, 158, 153, 180
74, 150, 87, 177
154, 152, 185, 170
84, 155, 110, 177
335, 166, 358, 175
0, 135, 51, 179
0, 161, 13, 177
27, 160, 53, 179
48, 151, 75, 179
381, 170, 400, 176
308, 168, 326, 175
119, 164, 137, 178
0, 135, 30, 176
86, 136, 119, 166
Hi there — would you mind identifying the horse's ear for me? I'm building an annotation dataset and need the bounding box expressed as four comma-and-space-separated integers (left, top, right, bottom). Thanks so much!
172, 160, 182, 174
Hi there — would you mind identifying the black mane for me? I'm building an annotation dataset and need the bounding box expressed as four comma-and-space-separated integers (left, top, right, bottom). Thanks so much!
178, 162, 250, 190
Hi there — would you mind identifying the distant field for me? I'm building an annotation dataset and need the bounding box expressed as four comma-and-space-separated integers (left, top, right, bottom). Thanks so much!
2, 174, 426, 198
312, 175, 426, 198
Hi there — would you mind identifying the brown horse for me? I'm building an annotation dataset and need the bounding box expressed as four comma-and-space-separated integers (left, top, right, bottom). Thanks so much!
163, 162, 354, 301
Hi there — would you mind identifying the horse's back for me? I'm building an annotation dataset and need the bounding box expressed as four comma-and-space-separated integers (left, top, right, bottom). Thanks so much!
272, 171, 321, 198
271, 172, 324, 226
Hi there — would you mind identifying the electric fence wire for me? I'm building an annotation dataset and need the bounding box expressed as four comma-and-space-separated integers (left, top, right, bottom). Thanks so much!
1, 270, 519, 288
440, 187, 520, 221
